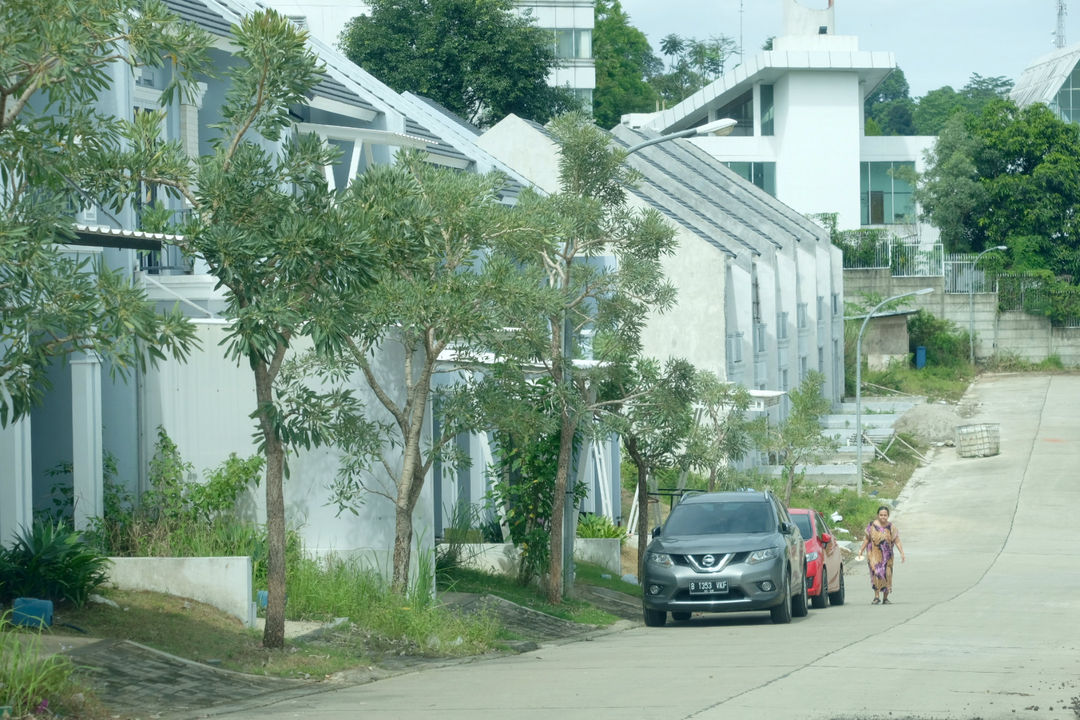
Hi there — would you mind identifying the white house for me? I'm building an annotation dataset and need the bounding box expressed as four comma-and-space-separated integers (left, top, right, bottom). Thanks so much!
477, 114, 844, 470
621, 0, 937, 244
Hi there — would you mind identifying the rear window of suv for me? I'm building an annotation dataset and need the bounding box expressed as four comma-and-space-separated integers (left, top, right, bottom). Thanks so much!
664, 500, 775, 536
791, 513, 813, 541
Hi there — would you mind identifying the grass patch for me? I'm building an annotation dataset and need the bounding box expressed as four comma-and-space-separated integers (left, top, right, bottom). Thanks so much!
437, 564, 621, 627
864, 363, 971, 403
1, 615, 108, 719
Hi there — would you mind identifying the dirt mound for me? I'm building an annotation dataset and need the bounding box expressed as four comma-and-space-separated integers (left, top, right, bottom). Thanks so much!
893, 403, 964, 444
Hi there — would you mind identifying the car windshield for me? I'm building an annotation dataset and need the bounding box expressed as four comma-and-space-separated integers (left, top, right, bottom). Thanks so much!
664, 501, 775, 535
791, 513, 813, 541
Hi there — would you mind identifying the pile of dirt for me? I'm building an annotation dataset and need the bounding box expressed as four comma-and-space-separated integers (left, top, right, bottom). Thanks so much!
893, 402, 964, 444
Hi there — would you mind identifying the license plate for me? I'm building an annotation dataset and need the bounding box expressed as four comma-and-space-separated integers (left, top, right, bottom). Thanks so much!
689, 580, 727, 595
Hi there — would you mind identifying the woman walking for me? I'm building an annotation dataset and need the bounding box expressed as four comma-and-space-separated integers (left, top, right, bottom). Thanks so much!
856, 505, 905, 604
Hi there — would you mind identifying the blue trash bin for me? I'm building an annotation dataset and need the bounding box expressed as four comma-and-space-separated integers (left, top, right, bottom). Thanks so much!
13, 597, 53, 628
915, 345, 926, 369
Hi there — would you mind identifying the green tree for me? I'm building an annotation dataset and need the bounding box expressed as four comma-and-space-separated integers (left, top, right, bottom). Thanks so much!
326, 152, 547, 594
339, 0, 578, 127
647, 33, 738, 107
864, 68, 915, 136
118, 11, 386, 648
603, 357, 697, 578
917, 99, 1080, 279
504, 112, 677, 602
592, 0, 660, 128
684, 371, 754, 493
753, 371, 835, 507
0, 0, 208, 426
912, 85, 961, 135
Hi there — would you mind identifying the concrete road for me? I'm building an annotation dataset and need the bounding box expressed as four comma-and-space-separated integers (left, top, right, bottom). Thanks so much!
208, 374, 1080, 720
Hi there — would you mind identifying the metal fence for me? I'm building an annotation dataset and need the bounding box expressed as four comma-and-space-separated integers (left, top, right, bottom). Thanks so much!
840, 236, 943, 277
944, 254, 998, 294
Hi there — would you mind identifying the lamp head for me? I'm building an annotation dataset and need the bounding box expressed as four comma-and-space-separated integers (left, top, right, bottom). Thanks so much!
695, 118, 737, 137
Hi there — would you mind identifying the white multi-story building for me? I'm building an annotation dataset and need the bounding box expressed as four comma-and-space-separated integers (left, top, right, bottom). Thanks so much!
262, 0, 596, 105
622, 0, 937, 243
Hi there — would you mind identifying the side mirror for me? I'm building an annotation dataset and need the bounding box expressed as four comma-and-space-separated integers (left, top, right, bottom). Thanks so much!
651, 526, 662, 538
780, 521, 794, 535
820, 532, 833, 544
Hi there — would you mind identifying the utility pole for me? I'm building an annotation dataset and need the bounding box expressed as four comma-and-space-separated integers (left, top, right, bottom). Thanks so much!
1056, 0, 1068, 49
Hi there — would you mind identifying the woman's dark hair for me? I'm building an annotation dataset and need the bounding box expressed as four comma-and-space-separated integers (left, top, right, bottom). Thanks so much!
877, 505, 891, 515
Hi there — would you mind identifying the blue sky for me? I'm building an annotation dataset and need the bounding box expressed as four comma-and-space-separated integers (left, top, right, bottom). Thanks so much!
618, 0, 1079, 97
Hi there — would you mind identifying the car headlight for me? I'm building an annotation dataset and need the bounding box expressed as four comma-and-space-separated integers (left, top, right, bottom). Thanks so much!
806, 551, 820, 561
647, 552, 673, 568
747, 547, 779, 564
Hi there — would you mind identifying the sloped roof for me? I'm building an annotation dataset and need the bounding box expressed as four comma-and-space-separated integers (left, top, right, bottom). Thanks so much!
611, 125, 828, 260
1011, 45, 1080, 109
164, 0, 533, 195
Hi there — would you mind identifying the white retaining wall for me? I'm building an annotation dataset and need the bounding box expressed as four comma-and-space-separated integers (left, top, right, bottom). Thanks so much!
106, 556, 255, 627
447, 538, 622, 576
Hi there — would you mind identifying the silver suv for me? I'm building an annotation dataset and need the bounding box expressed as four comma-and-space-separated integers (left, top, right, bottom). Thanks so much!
642, 490, 808, 625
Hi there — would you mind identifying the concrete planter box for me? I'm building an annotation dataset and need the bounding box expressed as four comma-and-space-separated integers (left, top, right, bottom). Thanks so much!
106, 556, 255, 628
444, 538, 622, 576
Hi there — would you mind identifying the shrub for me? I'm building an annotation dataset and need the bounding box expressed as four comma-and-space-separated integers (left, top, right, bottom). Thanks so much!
0, 611, 87, 717
576, 513, 626, 540
907, 310, 968, 368
0, 521, 110, 607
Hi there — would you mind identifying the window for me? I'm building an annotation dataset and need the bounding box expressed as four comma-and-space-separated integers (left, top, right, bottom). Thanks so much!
818, 346, 824, 372
572, 88, 593, 111
550, 28, 592, 60
712, 90, 754, 136
799, 356, 808, 380
797, 302, 808, 330
726, 332, 744, 364
776, 311, 788, 341
860, 161, 915, 225
832, 293, 841, 316
1052, 64, 1080, 123
725, 161, 776, 196
760, 84, 774, 136
753, 323, 767, 354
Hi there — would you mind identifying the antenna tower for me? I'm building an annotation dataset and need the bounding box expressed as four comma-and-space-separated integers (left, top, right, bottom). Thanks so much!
1057, 0, 1068, 49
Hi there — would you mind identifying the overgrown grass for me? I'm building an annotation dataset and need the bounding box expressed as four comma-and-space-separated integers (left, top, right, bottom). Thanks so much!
983, 352, 1067, 373
863, 363, 972, 403
0, 613, 104, 718
437, 564, 621, 628
285, 554, 500, 657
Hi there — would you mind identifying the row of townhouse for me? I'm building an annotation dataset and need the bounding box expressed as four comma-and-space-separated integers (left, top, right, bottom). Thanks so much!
0, 0, 842, 586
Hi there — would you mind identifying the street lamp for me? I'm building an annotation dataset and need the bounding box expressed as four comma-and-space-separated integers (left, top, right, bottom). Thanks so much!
855, 287, 933, 495
560, 118, 738, 592
623, 118, 738, 155
969, 246, 1007, 365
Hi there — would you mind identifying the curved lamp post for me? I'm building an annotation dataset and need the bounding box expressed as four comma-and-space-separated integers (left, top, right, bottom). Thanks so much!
855, 287, 933, 495
969, 246, 1007, 365
561, 117, 739, 591
623, 117, 738, 155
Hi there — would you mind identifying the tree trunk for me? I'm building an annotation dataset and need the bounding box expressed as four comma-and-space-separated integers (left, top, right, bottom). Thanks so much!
391, 500, 413, 594
390, 359, 433, 594
628, 441, 651, 581
546, 405, 577, 604
255, 365, 287, 649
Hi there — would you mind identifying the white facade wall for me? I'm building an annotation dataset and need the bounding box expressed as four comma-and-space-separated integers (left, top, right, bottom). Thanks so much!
141, 321, 434, 572
775, 71, 864, 229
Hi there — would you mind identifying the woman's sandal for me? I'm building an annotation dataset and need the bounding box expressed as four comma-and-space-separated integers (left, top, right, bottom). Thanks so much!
872, 598, 880, 604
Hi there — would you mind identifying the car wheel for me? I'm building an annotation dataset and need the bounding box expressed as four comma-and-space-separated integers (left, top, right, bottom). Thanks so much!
643, 607, 667, 627
828, 566, 846, 606
671, 611, 691, 622
810, 580, 828, 609
792, 566, 809, 618
770, 574, 792, 624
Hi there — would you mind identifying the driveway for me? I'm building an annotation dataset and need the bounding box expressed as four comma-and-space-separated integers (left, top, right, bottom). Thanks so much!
188, 373, 1080, 720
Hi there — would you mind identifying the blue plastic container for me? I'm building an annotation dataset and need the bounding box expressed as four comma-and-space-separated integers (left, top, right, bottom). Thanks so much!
13, 597, 53, 628
915, 345, 926, 369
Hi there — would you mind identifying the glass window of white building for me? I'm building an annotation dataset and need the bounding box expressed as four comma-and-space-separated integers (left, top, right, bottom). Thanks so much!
860, 161, 915, 225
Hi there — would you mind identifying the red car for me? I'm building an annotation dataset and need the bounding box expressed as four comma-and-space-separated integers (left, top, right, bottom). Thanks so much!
788, 508, 845, 608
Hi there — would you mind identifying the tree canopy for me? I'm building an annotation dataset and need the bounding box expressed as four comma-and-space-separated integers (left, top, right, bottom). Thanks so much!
648, 33, 738, 108
591, 0, 660, 129
0, 0, 209, 426
917, 98, 1080, 280
864, 70, 1015, 136
339, 0, 578, 127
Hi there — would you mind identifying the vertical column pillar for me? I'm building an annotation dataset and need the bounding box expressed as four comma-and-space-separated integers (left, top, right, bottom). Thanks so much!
0, 416, 33, 545
71, 350, 103, 531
